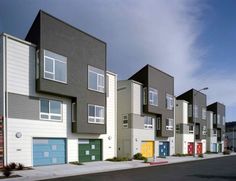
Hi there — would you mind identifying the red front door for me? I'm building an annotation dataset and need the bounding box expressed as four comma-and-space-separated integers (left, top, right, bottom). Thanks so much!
197, 143, 202, 154
188, 142, 194, 155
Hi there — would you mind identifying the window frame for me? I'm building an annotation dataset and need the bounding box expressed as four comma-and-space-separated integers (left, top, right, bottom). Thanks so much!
88, 65, 105, 93
149, 87, 158, 106
123, 114, 128, 128
88, 104, 105, 124
144, 116, 154, 129
40, 99, 62, 122
193, 105, 198, 118
166, 94, 174, 110
189, 125, 194, 134
166, 118, 174, 131
202, 107, 206, 120
44, 50, 67, 84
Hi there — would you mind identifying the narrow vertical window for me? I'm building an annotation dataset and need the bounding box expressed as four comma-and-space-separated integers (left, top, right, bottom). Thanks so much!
166, 94, 174, 110
149, 87, 158, 106
202, 107, 206, 120
123, 115, 128, 128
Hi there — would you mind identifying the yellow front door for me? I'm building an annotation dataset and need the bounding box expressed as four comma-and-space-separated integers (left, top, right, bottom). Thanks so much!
141, 141, 154, 158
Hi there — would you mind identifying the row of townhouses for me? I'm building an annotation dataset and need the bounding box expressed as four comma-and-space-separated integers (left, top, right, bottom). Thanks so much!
0, 11, 226, 167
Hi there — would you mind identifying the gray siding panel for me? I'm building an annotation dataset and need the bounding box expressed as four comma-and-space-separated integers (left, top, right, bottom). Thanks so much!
8, 93, 39, 120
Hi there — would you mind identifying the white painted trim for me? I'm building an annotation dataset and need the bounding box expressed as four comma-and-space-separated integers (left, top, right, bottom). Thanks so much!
2, 33, 36, 47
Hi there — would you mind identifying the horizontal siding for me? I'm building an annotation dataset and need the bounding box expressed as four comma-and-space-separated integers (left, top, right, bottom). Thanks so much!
6, 38, 36, 96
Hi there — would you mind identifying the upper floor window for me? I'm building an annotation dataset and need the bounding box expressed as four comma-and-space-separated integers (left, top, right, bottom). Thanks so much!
149, 87, 158, 106
40, 99, 62, 121
166, 94, 174, 110
88, 104, 104, 124
143, 87, 147, 105
44, 50, 67, 83
217, 114, 221, 124
202, 107, 206, 120
213, 114, 217, 124
156, 117, 161, 130
202, 125, 207, 135
123, 115, 128, 128
223, 116, 225, 125
88, 65, 105, 93
166, 118, 174, 130
193, 105, 198, 118
144, 116, 154, 129
188, 104, 192, 117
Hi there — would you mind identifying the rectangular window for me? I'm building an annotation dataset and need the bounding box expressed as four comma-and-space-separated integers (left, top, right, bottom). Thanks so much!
213, 129, 217, 136
176, 124, 180, 133
44, 50, 67, 83
156, 117, 161, 130
88, 104, 104, 124
143, 87, 147, 105
202, 107, 206, 120
193, 105, 198, 118
72, 102, 76, 122
166, 118, 174, 130
188, 104, 192, 117
202, 125, 207, 135
149, 87, 158, 106
166, 94, 174, 110
88, 65, 105, 93
123, 115, 128, 128
223, 116, 225, 125
213, 114, 217, 124
217, 114, 221, 124
189, 125, 194, 134
40, 99, 62, 121
144, 116, 154, 129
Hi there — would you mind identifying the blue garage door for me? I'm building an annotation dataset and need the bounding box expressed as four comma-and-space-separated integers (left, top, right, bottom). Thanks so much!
33, 138, 66, 166
159, 142, 169, 157
212, 143, 217, 152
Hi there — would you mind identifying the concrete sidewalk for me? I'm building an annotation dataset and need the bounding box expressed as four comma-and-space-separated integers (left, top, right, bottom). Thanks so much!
2, 153, 236, 181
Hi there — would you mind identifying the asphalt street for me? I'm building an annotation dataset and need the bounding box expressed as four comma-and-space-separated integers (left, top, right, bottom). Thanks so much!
43, 155, 236, 181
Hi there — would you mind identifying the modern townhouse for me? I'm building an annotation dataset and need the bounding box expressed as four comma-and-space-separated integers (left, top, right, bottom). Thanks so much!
0, 11, 117, 167
117, 65, 175, 159
207, 102, 225, 152
177, 89, 207, 155
175, 100, 194, 154
225, 122, 236, 151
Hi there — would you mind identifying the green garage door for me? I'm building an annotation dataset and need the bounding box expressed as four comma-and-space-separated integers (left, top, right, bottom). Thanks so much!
79, 139, 102, 162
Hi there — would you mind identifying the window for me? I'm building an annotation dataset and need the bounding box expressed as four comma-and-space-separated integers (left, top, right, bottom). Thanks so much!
72, 102, 76, 122
176, 124, 180, 133
166, 94, 174, 110
88, 65, 105, 93
213, 114, 217, 124
88, 104, 104, 124
40, 99, 62, 121
44, 50, 67, 83
188, 104, 192, 117
149, 87, 158, 106
193, 105, 198, 118
217, 114, 221, 124
166, 118, 174, 130
144, 116, 154, 129
156, 117, 161, 130
223, 116, 225, 125
143, 87, 147, 105
202, 107, 206, 120
202, 126, 207, 135
189, 125, 194, 134
213, 129, 217, 136
123, 115, 128, 128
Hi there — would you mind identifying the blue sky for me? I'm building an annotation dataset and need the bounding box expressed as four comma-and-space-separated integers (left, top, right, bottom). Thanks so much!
0, 0, 235, 121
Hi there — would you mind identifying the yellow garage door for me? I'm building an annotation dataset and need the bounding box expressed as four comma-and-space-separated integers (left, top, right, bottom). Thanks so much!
141, 141, 154, 158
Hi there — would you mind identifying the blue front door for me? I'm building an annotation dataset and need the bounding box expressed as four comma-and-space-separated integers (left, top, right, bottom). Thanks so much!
212, 143, 217, 152
33, 138, 66, 166
159, 142, 169, 157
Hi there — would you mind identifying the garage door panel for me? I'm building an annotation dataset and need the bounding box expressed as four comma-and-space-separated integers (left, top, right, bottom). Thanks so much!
79, 139, 102, 162
33, 138, 66, 166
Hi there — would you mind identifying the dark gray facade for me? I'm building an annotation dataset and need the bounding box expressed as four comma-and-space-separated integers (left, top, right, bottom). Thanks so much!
177, 89, 207, 140
207, 102, 225, 142
129, 64, 174, 137
25, 11, 106, 134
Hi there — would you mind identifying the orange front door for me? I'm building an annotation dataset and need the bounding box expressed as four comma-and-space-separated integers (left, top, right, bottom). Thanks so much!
188, 142, 194, 155
197, 143, 202, 154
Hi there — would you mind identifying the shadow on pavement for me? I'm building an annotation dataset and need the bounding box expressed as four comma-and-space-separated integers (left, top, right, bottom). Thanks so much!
188, 174, 236, 180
